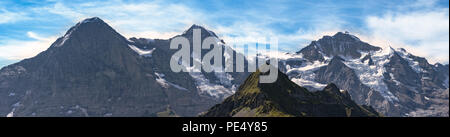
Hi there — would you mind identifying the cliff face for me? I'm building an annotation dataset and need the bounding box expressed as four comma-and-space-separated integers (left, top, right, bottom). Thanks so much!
0, 17, 236, 117
279, 32, 449, 116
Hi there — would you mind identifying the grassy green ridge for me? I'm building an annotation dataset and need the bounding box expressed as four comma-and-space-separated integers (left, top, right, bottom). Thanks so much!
201, 68, 381, 117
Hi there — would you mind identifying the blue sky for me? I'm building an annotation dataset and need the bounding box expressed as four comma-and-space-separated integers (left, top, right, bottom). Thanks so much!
0, 0, 449, 68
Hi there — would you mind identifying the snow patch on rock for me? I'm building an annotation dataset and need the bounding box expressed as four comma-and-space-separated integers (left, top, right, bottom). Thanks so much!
6, 108, 15, 117
396, 48, 426, 73
155, 72, 188, 91
128, 44, 156, 57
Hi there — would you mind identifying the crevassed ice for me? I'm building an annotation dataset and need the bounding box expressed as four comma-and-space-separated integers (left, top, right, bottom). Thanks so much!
188, 71, 234, 98
342, 48, 399, 102
176, 54, 234, 98
214, 71, 234, 87
291, 78, 327, 90
284, 57, 328, 90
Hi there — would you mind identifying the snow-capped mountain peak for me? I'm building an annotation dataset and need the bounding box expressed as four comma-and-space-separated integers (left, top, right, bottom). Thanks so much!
80, 17, 103, 24
297, 32, 381, 62
278, 33, 448, 116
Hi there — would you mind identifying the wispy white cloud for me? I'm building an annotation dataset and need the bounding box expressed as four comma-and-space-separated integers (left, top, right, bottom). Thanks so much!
0, 0, 206, 63
34, 1, 207, 39
406, 0, 439, 9
0, 0, 448, 66
0, 9, 28, 24
363, 1, 449, 64
0, 31, 57, 60
217, 11, 347, 53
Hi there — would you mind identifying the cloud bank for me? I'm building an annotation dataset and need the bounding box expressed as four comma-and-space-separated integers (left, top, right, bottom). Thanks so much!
0, 0, 448, 67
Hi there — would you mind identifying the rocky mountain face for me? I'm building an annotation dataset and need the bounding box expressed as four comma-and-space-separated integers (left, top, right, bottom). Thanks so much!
0, 17, 248, 117
201, 67, 380, 117
277, 32, 449, 116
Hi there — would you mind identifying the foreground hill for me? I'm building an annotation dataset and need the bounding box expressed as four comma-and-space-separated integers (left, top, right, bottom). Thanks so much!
201, 67, 380, 117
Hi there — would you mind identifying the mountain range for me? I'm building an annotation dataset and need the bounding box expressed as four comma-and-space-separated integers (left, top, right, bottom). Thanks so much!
275, 32, 449, 116
0, 17, 248, 117
0, 17, 448, 117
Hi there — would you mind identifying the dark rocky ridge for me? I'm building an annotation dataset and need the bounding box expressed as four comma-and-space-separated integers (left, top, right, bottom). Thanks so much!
297, 32, 381, 62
